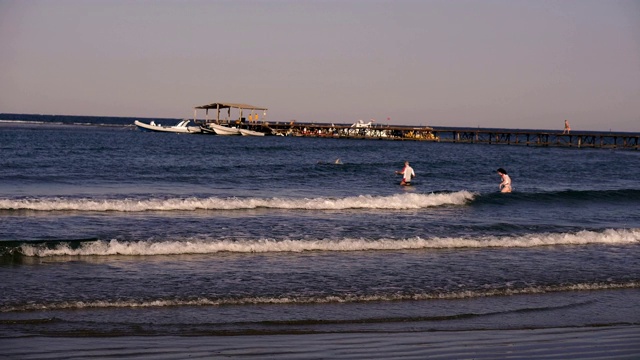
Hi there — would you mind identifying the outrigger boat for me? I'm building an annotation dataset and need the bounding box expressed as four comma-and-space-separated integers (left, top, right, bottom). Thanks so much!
134, 119, 202, 133
194, 102, 269, 136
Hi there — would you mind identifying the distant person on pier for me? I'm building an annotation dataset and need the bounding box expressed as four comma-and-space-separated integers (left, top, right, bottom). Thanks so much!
396, 161, 415, 186
562, 120, 571, 134
497, 168, 512, 193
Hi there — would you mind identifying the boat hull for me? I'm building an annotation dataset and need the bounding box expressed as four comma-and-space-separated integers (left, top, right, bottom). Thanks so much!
239, 128, 266, 136
134, 120, 202, 134
204, 123, 241, 135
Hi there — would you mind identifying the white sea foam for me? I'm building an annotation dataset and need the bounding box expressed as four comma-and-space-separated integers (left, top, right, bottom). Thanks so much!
0, 120, 47, 124
19, 228, 640, 257
2, 281, 637, 312
0, 191, 475, 212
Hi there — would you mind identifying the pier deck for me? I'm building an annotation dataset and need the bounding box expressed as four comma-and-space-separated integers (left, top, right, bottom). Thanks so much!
433, 128, 640, 150
259, 122, 639, 150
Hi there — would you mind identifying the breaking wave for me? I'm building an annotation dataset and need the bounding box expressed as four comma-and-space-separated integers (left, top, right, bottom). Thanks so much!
0, 191, 475, 212
2, 281, 637, 312
8, 228, 639, 257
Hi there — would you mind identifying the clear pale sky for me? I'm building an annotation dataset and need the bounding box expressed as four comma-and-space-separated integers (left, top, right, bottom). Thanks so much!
1, 0, 639, 131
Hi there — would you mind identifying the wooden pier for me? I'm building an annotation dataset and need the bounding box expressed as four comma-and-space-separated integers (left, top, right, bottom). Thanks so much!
432, 128, 640, 150
257, 122, 639, 150
187, 102, 638, 150
198, 118, 639, 150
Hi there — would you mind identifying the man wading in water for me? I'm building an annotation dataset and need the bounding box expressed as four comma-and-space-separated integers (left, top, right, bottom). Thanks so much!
396, 161, 415, 186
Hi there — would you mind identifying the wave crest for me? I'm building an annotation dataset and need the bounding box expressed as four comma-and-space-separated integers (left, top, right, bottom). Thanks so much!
2, 281, 637, 312
0, 191, 475, 212
13, 228, 640, 257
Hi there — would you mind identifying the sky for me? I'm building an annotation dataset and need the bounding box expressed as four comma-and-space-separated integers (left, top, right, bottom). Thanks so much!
1, 0, 639, 131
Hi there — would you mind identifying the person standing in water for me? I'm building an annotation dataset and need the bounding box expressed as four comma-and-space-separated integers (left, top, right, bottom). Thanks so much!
497, 168, 512, 193
396, 161, 415, 186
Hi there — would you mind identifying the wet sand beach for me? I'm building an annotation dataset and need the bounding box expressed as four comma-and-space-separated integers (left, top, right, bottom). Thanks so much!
3, 326, 639, 359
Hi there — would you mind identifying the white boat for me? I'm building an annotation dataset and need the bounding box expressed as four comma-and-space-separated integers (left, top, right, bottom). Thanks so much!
239, 128, 266, 136
204, 122, 241, 135
199, 126, 216, 134
351, 119, 375, 128
134, 119, 202, 134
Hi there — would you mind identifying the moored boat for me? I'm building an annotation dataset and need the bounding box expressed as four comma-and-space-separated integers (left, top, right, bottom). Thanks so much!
239, 128, 266, 136
202, 122, 241, 136
134, 119, 202, 134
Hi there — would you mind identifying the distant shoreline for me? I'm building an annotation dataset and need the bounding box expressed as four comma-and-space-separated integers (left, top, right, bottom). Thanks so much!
1, 113, 638, 135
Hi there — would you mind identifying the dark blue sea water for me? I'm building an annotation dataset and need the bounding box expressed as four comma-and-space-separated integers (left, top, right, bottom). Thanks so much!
1, 119, 639, 339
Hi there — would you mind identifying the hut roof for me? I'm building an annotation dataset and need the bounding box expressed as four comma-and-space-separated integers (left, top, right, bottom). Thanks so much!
195, 102, 268, 111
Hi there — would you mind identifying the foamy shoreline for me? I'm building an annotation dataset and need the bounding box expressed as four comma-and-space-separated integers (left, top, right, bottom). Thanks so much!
3, 325, 638, 359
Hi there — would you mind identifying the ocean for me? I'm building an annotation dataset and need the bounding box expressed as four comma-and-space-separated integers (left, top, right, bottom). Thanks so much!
1, 118, 639, 358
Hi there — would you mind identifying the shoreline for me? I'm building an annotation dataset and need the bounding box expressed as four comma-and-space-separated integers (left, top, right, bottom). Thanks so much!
3, 325, 639, 359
